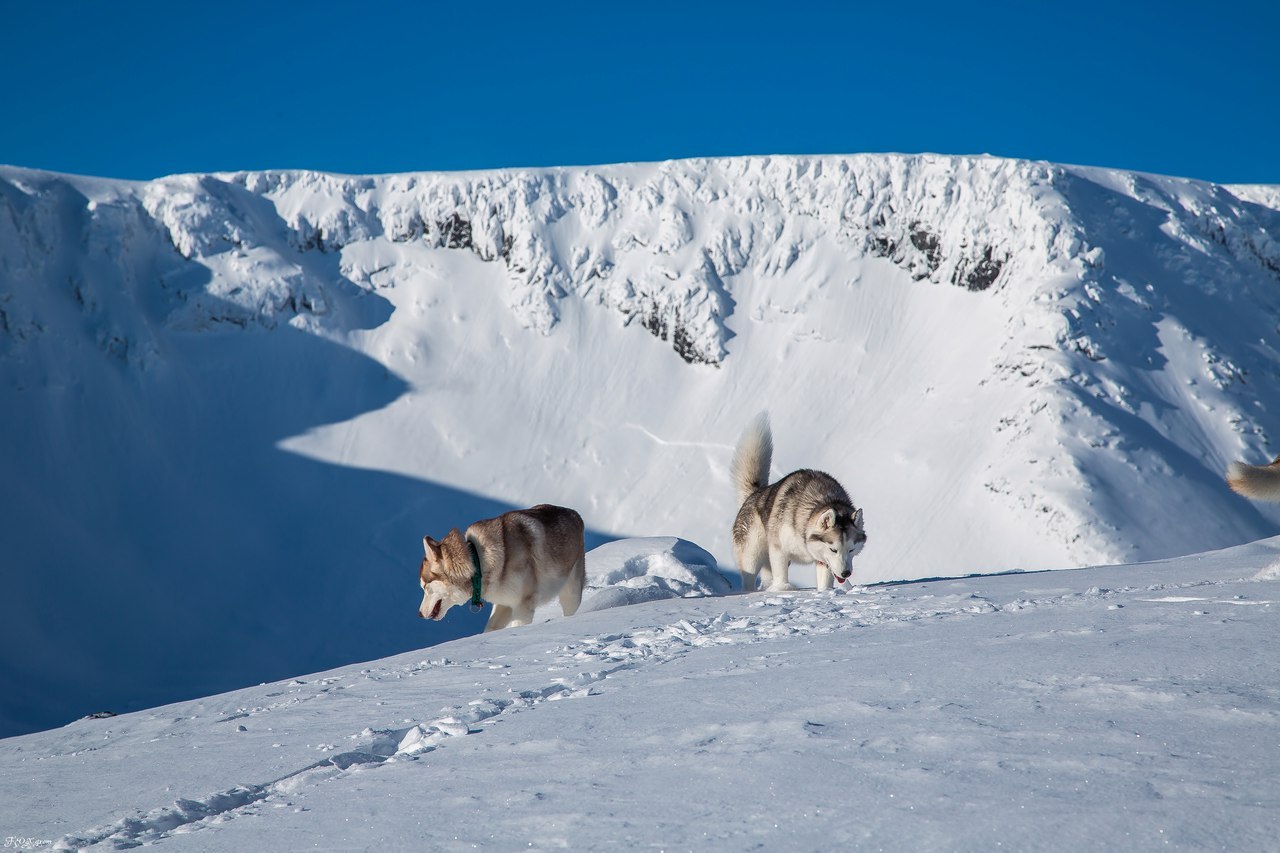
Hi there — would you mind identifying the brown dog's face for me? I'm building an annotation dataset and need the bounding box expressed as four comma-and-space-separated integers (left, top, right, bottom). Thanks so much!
418, 535, 470, 621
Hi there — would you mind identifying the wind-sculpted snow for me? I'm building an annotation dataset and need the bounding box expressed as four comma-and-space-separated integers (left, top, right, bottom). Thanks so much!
565, 536, 732, 613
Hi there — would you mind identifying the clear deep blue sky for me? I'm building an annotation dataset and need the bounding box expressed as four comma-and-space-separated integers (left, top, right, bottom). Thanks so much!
5, 1, 1277, 183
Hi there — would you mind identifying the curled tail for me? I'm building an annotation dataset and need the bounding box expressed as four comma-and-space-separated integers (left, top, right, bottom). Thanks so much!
731, 412, 773, 503
1227, 457, 1280, 502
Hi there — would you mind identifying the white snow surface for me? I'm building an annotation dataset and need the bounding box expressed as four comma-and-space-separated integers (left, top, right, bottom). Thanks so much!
2, 154, 1280, 737
1, 536, 1278, 851
562, 536, 732, 615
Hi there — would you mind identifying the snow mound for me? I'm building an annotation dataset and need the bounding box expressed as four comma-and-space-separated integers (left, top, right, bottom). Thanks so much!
1252, 560, 1280, 582
568, 537, 731, 615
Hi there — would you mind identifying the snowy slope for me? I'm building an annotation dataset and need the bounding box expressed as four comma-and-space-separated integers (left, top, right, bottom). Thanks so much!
1, 537, 1278, 851
2, 155, 1279, 738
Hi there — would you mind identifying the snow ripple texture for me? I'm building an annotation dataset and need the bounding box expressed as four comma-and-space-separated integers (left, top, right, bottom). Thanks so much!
48, 561, 1275, 851
48, 588, 950, 849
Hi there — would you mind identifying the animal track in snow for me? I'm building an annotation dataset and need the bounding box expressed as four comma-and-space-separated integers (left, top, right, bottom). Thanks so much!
52, 573, 1261, 849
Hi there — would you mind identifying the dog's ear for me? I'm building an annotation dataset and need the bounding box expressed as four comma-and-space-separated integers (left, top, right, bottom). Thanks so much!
853, 507, 864, 528
423, 536, 441, 560
818, 508, 835, 530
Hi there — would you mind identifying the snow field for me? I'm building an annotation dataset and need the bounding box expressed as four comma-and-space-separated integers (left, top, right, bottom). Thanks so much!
0, 536, 1274, 851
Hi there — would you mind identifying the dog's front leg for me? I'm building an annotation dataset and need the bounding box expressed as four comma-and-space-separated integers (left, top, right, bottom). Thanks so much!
766, 545, 795, 591
815, 562, 833, 591
506, 595, 537, 628
485, 604, 513, 632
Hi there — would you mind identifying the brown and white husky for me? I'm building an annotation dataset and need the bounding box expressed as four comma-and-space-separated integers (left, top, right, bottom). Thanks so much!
1227, 456, 1280, 502
419, 504, 586, 631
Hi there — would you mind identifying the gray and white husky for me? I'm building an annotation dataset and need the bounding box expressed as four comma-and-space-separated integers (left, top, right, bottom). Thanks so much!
1228, 456, 1280, 501
419, 504, 586, 631
731, 413, 867, 592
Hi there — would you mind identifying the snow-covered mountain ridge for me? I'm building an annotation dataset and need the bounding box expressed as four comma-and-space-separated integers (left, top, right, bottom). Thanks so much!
6, 153, 1279, 561
42, 156, 1276, 358
2, 153, 1279, 737
9, 155, 1278, 363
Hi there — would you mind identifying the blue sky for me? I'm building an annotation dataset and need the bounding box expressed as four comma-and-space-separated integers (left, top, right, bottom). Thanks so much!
4, 1, 1277, 183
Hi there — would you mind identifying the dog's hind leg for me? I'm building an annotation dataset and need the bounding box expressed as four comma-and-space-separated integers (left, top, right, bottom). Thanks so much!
758, 564, 774, 590
740, 551, 770, 593
737, 546, 765, 593
485, 605, 514, 632
735, 532, 768, 593
559, 555, 586, 617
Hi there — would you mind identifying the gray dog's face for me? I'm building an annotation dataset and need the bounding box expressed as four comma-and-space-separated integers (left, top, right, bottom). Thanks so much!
807, 507, 867, 583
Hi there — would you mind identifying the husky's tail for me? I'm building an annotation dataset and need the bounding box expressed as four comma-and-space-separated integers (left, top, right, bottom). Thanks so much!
1227, 457, 1280, 502
731, 412, 773, 503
